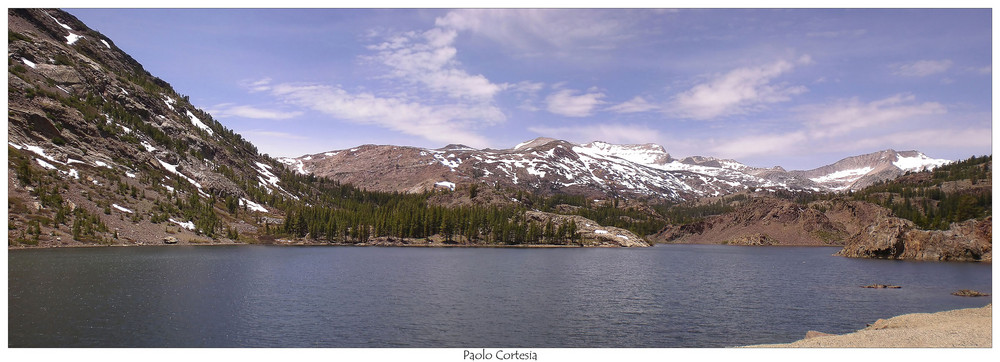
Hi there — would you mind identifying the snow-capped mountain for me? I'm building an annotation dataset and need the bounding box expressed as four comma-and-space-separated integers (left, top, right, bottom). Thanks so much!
789, 149, 951, 191
278, 138, 951, 201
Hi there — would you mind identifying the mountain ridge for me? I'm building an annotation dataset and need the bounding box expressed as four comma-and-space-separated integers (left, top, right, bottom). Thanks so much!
278, 139, 951, 201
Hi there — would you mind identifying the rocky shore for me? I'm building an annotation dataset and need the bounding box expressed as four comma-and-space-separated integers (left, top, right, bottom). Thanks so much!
747, 304, 992, 348
837, 216, 992, 262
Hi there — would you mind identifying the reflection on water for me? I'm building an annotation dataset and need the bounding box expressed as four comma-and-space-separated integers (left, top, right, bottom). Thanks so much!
8, 244, 991, 347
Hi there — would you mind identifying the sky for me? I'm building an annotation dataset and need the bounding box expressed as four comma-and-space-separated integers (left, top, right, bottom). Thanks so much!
63, 7, 993, 170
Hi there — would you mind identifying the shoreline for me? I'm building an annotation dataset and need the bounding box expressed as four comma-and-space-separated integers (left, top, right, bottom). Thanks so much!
7, 240, 845, 250
746, 304, 992, 348
8, 240, 604, 250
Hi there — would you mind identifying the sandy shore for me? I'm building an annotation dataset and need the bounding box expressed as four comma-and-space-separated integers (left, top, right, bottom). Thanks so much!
748, 304, 992, 348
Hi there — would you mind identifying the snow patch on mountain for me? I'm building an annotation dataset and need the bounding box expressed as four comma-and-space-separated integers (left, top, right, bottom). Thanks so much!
810, 167, 875, 184
894, 154, 950, 172
65, 33, 83, 45
277, 158, 307, 175
434, 181, 456, 190
575, 141, 670, 166
157, 159, 203, 189
240, 198, 268, 213
46, 12, 73, 30
170, 218, 196, 231
186, 111, 214, 136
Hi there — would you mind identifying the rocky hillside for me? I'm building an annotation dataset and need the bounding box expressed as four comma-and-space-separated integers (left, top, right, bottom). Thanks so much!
652, 198, 886, 246
653, 157, 991, 261
280, 137, 951, 202
8, 8, 306, 246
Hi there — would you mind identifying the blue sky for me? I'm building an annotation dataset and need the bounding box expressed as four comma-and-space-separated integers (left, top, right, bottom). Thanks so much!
65, 8, 992, 170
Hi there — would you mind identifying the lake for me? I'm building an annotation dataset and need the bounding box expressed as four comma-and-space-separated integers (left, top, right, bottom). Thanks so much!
7, 244, 992, 348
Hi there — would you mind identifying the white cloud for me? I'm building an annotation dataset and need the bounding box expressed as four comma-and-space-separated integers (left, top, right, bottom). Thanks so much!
892, 59, 953, 77
368, 27, 506, 100
606, 96, 660, 113
545, 89, 606, 117
800, 93, 946, 139
238, 78, 275, 92
435, 9, 633, 53
270, 83, 502, 148
528, 124, 661, 145
969, 65, 991, 74
208, 103, 302, 120
670, 57, 810, 120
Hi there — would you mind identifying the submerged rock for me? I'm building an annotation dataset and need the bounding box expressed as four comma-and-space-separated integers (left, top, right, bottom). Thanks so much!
952, 289, 990, 297
863, 284, 902, 289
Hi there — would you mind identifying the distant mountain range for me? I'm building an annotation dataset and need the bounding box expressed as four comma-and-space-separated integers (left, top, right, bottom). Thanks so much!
278, 137, 951, 201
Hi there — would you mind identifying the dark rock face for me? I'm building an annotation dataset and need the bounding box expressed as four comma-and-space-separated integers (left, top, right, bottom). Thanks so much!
837, 217, 992, 262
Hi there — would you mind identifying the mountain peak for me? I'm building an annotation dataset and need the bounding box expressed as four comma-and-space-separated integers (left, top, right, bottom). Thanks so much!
512, 137, 559, 151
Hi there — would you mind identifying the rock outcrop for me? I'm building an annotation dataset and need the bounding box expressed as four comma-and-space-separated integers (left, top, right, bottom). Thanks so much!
726, 233, 777, 246
524, 211, 649, 247
837, 216, 992, 262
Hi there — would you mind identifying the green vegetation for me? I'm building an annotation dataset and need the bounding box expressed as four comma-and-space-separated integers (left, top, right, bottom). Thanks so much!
653, 194, 749, 225
852, 155, 991, 229
9, 29, 33, 43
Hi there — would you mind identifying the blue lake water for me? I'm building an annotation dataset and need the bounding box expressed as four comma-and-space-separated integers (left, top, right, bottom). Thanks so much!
7, 244, 992, 347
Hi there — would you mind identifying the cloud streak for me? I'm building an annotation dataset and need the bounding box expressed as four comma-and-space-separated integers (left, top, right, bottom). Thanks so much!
545, 89, 606, 117
607, 96, 660, 113
892, 59, 953, 77
670, 57, 810, 120
270, 83, 503, 148
435, 9, 634, 53
800, 93, 946, 139
208, 103, 302, 120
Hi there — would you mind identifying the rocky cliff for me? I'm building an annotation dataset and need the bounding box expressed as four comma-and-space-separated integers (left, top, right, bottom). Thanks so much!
836, 216, 991, 262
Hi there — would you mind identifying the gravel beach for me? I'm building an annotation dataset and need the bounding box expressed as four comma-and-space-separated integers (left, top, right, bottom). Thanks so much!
748, 304, 992, 348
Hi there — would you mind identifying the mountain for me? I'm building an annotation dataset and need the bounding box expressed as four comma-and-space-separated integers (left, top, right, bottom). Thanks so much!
7, 9, 307, 245
278, 137, 952, 202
